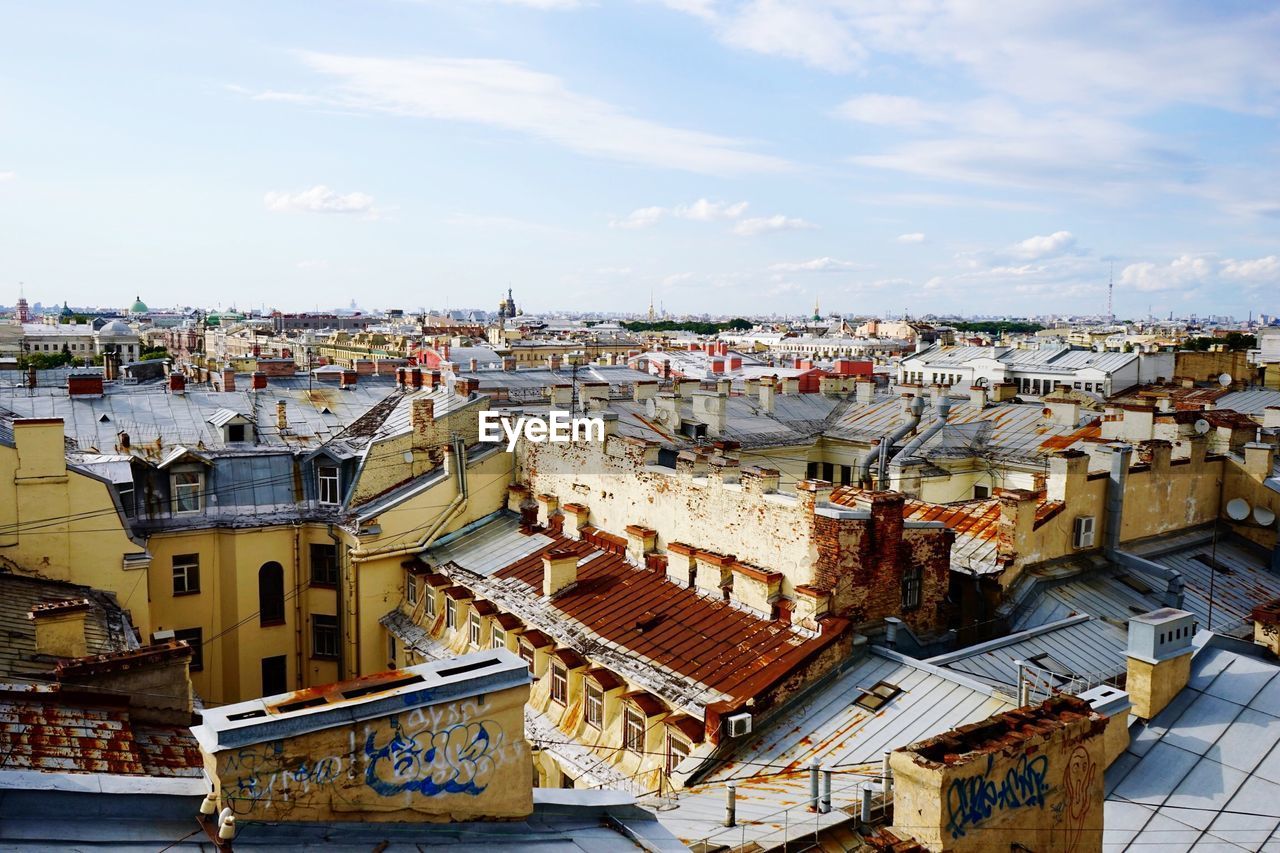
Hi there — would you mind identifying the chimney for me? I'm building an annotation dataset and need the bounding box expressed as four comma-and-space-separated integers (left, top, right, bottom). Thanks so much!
1252, 599, 1280, 657
340, 369, 358, 389
710, 358, 724, 374
1126, 608, 1196, 721
30, 599, 92, 658
429, 370, 442, 390
502, 356, 516, 372
276, 400, 288, 432
740, 466, 780, 494
1243, 441, 1276, 482
410, 367, 424, 389
1047, 450, 1089, 502
781, 377, 800, 394
26, 365, 36, 389
1044, 395, 1081, 427
469, 358, 479, 372
66, 373, 104, 398
990, 381, 1017, 403
549, 384, 574, 408
624, 525, 657, 564
169, 373, 186, 394
728, 355, 742, 371
54, 641, 195, 725
889, 696, 1107, 852
692, 390, 727, 436
548, 354, 562, 371
542, 549, 578, 597
633, 380, 658, 402
251, 371, 267, 391
996, 488, 1039, 573
411, 399, 437, 450
758, 378, 776, 413
969, 384, 988, 409
396, 367, 408, 388
1265, 407, 1280, 430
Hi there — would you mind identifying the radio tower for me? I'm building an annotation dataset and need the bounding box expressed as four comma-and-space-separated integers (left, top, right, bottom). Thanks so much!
1107, 263, 1114, 326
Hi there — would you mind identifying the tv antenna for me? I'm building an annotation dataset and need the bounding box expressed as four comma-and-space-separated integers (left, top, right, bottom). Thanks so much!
1107, 263, 1114, 326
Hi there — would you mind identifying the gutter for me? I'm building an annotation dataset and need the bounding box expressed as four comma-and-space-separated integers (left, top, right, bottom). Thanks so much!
1102, 443, 1186, 609
857, 395, 924, 488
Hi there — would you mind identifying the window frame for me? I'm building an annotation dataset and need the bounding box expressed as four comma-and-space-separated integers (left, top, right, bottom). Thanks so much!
406, 573, 419, 606
666, 733, 690, 775
317, 464, 341, 506
424, 589, 437, 619
901, 564, 923, 611
585, 682, 604, 729
550, 661, 568, 705
171, 469, 203, 515
445, 597, 457, 630
171, 554, 200, 596
309, 543, 338, 587
623, 706, 646, 753
468, 611, 482, 648
174, 627, 203, 671
311, 614, 339, 660
491, 624, 506, 650
258, 562, 286, 627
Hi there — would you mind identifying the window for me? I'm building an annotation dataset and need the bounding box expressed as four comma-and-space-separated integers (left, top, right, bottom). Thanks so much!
445, 598, 457, 630
550, 662, 568, 704
311, 615, 339, 659
624, 707, 645, 753
261, 655, 287, 696
491, 624, 506, 649
973, 484, 990, 500
469, 612, 482, 648
406, 574, 419, 606
318, 465, 341, 505
226, 423, 246, 442
388, 633, 397, 665
174, 627, 203, 671
172, 554, 200, 595
519, 644, 535, 670
425, 589, 436, 619
309, 544, 338, 587
901, 564, 922, 611
585, 682, 604, 728
854, 680, 902, 711
172, 470, 202, 514
259, 562, 285, 626
666, 734, 690, 775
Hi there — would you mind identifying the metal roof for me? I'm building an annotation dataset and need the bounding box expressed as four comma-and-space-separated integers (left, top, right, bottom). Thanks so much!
1104, 636, 1280, 850
1214, 387, 1280, 415
926, 614, 1128, 693
649, 648, 1013, 850
0, 574, 136, 678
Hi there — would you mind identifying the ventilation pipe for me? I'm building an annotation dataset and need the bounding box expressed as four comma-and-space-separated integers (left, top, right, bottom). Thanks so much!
858, 396, 924, 487
1103, 443, 1186, 609
885, 397, 952, 486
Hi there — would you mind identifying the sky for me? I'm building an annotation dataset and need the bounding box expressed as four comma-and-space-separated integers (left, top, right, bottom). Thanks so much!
0, 1, 1278, 319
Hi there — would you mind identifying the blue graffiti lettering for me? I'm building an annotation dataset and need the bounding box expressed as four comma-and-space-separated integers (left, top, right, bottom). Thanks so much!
363, 716, 502, 797
945, 753, 1051, 839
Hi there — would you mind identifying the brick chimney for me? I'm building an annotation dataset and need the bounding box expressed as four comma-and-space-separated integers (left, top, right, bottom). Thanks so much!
169, 373, 186, 394
67, 373, 104, 398
55, 641, 195, 725
624, 525, 657, 564
542, 549, 578, 597
276, 400, 288, 432
396, 367, 408, 388
409, 367, 423, 389
251, 371, 267, 390
30, 599, 92, 658
340, 368, 358, 389
758, 378, 776, 413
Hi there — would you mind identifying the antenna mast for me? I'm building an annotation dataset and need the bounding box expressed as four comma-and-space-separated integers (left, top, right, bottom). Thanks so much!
1107, 262, 1114, 326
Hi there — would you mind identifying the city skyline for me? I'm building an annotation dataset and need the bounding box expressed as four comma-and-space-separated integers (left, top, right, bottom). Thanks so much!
1, 1, 1278, 316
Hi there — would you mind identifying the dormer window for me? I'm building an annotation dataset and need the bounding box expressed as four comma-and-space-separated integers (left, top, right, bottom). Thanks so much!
172, 470, 203, 514
226, 423, 246, 442
318, 465, 340, 505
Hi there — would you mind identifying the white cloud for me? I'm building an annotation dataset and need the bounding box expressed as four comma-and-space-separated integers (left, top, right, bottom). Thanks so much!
0, 171, 14, 182
264, 185, 377, 216
654, 0, 718, 20
269, 53, 789, 176
1121, 253, 1280, 293
896, 232, 925, 243
718, 0, 864, 72
1010, 230, 1077, 261
835, 95, 944, 128
612, 198, 750, 228
733, 215, 815, 236
770, 256, 863, 272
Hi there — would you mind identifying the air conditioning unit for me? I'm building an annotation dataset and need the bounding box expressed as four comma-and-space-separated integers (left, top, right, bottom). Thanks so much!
725, 712, 753, 738
1073, 516, 1096, 549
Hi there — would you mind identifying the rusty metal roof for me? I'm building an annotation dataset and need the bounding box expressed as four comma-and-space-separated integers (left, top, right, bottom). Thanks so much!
832, 488, 1005, 575
0, 685, 202, 778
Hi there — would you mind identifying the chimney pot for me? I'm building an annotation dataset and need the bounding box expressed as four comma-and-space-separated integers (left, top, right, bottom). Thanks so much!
542, 550, 578, 597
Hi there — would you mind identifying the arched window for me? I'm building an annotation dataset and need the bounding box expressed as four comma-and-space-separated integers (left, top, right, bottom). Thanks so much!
259, 562, 285, 626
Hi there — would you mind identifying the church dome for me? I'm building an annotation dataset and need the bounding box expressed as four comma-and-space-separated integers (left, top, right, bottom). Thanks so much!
129, 295, 149, 314
98, 319, 134, 337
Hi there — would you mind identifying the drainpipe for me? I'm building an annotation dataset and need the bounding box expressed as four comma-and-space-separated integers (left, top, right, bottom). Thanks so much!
292, 521, 303, 689
328, 522, 348, 680
858, 396, 924, 488
885, 397, 952, 486
1103, 443, 1186, 609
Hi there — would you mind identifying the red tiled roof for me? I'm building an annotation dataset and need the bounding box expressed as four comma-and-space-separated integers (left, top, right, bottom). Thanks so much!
494, 535, 848, 702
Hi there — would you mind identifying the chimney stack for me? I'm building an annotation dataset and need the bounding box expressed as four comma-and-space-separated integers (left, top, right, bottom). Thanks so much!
1126, 608, 1196, 721
410, 367, 423, 389
340, 368, 358, 389
169, 373, 186, 394
276, 400, 288, 432
759, 378, 776, 413
67, 373, 104, 398
30, 599, 92, 658
222, 367, 236, 392
542, 550, 578, 597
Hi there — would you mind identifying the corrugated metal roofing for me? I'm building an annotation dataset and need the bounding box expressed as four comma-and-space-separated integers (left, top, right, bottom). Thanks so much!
927, 614, 1128, 692
429, 513, 554, 576
1104, 637, 1280, 850
0, 575, 135, 678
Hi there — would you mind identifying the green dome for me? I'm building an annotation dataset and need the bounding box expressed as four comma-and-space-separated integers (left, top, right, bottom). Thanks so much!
205, 311, 222, 327
60, 301, 73, 317
130, 295, 149, 314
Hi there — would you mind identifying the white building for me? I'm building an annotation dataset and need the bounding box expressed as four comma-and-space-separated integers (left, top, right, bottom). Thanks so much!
898, 343, 1175, 397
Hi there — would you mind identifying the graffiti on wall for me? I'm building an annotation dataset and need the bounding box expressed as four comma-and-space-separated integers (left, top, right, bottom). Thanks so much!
1061, 744, 1097, 852
221, 698, 512, 812
945, 752, 1051, 840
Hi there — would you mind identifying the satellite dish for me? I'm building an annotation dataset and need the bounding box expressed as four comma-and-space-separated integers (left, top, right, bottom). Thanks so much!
1219, 373, 1233, 387
644, 398, 657, 418
1225, 498, 1251, 521
1194, 419, 1211, 435
1255, 506, 1277, 527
